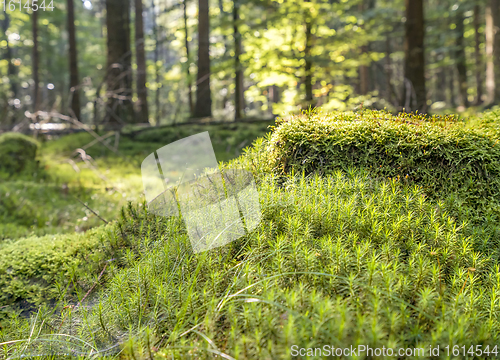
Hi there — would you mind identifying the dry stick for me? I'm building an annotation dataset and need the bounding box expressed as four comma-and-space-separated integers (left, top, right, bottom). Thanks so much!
74, 263, 108, 311
73, 196, 109, 225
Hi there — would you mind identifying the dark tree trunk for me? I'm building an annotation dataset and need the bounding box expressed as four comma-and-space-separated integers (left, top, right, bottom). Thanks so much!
183, 0, 194, 116
219, 0, 230, 110
1, 14, 17, 99
67, 0, 81, 120
135, 0, 149, 123
152, 0, 161, 125
358, 0, 374, 95
455, 8, 469, 107
485, 0, 499, 104
105, 0, 134, 128
233, 0, 244, 119
194, 0, 212, 118
402, 0, 426, 112
474, 5, 483, 105
32, 10, 40, 112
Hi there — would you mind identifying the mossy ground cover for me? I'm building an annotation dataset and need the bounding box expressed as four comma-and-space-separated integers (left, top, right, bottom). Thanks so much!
1, 113, 500, 359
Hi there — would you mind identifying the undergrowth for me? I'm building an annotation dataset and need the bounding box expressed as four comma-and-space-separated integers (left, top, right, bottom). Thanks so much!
2, 171, 499, 359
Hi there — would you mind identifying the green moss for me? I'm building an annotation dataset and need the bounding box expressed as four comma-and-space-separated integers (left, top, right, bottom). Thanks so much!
266, 110, 500, 218
0, 225, 116, 315
0, 132, 40, 178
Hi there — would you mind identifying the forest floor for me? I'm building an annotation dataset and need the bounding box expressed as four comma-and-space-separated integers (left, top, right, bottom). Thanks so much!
1, 110, 500, 359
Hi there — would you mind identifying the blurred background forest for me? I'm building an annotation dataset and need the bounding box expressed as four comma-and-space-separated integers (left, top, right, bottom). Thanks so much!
0, 0, 500, 132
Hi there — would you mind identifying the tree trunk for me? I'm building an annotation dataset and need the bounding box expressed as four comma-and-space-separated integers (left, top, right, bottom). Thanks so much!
402, 0, 426, 112
474, 5, 483, 105
385, 35, 394, 104
358, 0, 374, 95
135, 0, 149, 123
1, 13, 18, 100
67, 0, 81, 120
105, 0, 134, 128
455, 8, 469, 107
32, 10, 40, 112
485, 0, 499, 104
194, 0, 212, 118
152, 0, 161, 125
183, 0, 194, 116
233, 0, 244, 120
304, 18, 314, 106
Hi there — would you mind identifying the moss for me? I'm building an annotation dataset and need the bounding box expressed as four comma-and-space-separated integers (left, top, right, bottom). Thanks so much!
266, 110, 500, 219
0, 132, 40, 178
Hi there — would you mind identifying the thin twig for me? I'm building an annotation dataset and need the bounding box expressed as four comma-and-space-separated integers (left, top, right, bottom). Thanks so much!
74, 264, 108, 310
73, 196, 109, 224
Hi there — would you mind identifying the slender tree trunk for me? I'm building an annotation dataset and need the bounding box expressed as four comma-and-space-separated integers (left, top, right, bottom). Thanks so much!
151, 0, 161, 125
105, 0, 134, 128
304, 18, 314, 105
219, 0, 230, 110
67, 0, 81, 119
32, 10, 40, 112
474, 5, 483, 105
402, 0, 426, 112
1, 13, 18, 101
233, 0, 244, 119
135, 0, 149, 123
358, 1, 371, 95
455, 8, 469, 107
485, 0, 499, 104
385, 35, 393, 104
183, 0, 194, 116
449, 66, 456, 107
194, 0, 212, 118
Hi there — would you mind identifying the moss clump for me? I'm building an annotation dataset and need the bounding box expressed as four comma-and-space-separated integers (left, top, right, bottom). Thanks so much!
266, 110, 500, 218
0, 132, 39, 177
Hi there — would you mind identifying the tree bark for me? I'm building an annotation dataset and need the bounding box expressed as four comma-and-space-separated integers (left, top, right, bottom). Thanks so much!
474, 5, 483, 105
105, 0, 134, 128
32, 10, 40, 112
233, 0, 244, 119
183, 0, 194, 116
455, 8, 469, 107
358, 0, 373, 95
194, 0, 212, 118
67, 0, 81, 120
151, 0, 161, 125
485, 0, 499, 104
135, 0, 149, 123
1, 13, 18, 100
402, 0, 426, 112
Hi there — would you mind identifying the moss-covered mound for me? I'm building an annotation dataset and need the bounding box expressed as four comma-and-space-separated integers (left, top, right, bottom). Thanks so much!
0, 132, 39, 177
266, 110, 500, 217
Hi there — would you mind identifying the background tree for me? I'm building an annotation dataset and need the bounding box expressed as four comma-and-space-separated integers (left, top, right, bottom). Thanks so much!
67, 0, 81, 120
455, 4, 468, 107
32, 9, 40, 112
233, 0, 244, 119
135, 0, 149, 124
105, 0, 134, 127
194, 0, 212, 118
403, 0, 426, 111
